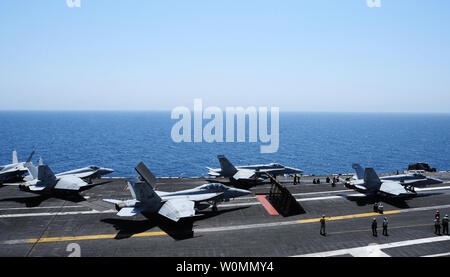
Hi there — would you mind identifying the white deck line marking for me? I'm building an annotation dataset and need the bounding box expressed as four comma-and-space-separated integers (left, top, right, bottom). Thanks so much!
195, 220, 300, 233
294, 236, 450, 257
225, 185, 450, 207
196, 204, 450, 235
3, 204, 450, 245
415, 186, 450, 192
397, 204, 450, 214
199, 204, 450, 234
0, 210, 115, 218
292, 189, 354, 196
218, 202, 260, 208
224, 185, 450, 203
2, 194, 450, 217
297, 195, 349, 201
349, 244, 391, 257
218, 195, 348, 208
0, 205, 83, 211
238, 187, 356, 200
1, 185, 450, 218
422, 252, 450, 257
2, 239, 31, 245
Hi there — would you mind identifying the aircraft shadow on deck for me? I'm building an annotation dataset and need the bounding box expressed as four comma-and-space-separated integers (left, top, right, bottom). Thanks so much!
0, 180, 113, 207
205, 178, 269, 190
79, 180, 113, 192
340, 195, 410, 209
101, 206, 250, 241
0, 193, 87, 207
338, 191, 445, 209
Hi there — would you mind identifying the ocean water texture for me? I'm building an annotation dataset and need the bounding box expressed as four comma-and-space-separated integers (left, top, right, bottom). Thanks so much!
0, 112, 449, 177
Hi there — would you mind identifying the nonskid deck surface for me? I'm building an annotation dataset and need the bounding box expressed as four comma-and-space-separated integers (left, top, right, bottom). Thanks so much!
1, 173, 450, 257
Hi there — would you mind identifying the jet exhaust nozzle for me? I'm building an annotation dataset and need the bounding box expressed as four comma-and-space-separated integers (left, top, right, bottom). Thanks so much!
344, 182, 355, 189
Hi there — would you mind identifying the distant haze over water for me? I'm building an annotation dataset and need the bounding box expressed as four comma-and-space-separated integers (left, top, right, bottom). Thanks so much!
0, 111, 449, 177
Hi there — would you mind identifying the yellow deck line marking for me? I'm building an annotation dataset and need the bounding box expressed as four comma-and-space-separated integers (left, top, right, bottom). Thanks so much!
28, 231, 167, 243
297, 210, 400, 224
23, 210, 404, 244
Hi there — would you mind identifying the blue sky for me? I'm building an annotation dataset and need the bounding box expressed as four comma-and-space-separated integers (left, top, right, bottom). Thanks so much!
0, 0, 449, 112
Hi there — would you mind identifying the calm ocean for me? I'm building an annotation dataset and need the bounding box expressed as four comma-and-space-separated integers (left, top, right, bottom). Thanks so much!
0, 111, 449, 177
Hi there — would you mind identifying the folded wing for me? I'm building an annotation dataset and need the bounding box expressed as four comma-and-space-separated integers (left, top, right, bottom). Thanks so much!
158, 199, 196, 222
54, 175, 89, 191
380, 181, 413, 196
233, 169, 256, 180
117, 207, 141, 217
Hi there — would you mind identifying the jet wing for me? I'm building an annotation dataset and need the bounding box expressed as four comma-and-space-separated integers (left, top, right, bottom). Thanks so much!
379, 181, 413, 196
402, 178, 443, 187
158, 198, 196, 222
28, 185, 47, 191
54, 175, 89, 191
68, 172, 93, 179
103, 199, 123, 205
117, 207, 140, 217
103, 199, 138, 207
57, 171, 93, 179
207, 168, 221, 177
233, 169, 256, 180
208, 172, 221, 177
0, 167, 28, 177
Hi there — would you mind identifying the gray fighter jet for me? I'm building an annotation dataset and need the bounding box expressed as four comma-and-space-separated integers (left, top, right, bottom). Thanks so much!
345, 167, 416, 198
5, 163, 90, 193
104, 162, 250, 222
0, 150, 35, 184
56, 165, 114, 183
352, 164, 442, 188
22, 157, 114, 184
207, 155, 303, 183
5, 158, 113, 193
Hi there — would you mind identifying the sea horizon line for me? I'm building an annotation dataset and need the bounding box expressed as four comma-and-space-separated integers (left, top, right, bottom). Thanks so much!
0, 110, 449, 115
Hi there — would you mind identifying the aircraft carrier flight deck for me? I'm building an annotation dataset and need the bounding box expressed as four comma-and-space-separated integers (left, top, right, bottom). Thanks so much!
1, 173, 450, 257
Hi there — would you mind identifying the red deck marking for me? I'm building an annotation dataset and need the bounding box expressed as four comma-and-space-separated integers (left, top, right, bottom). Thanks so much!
255, 195, 279, 215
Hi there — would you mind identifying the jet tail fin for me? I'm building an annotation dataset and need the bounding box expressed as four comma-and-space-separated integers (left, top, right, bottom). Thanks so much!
128, 179, 162, 204
217, 155, 238, 176
37, 165, 57, 187
363, 168, 382, 190
25, 150, 35, 163
12, 150, 18, 164
135, 162, 157, 188
117, 207, 139, 217
130, 163, 162, 206
23, 157, 44, 180
352, 163, 365, 180
26, 163, 38, 179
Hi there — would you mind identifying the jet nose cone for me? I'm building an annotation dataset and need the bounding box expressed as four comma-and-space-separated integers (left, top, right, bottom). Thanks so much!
100, 168, 115, 174
287, 167, 303, 174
